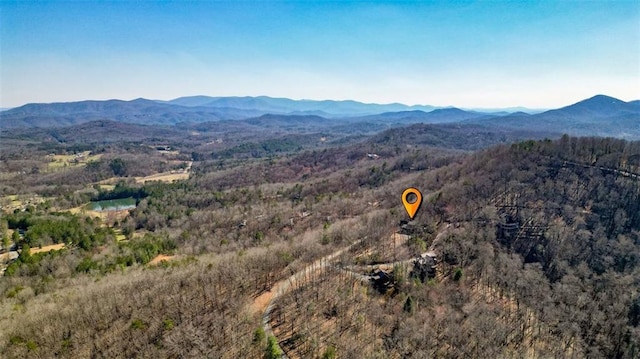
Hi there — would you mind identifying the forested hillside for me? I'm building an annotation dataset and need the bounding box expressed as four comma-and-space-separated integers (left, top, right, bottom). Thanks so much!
423, 137, 640, 357
3, 0, 639, 357
0, 135, 638, 358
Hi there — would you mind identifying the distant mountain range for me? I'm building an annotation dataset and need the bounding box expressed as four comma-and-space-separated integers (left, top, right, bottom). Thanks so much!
1, 94, 638, 139
463, 95, 640, 139
160, 95, 438, 116
0, 98, 265, 128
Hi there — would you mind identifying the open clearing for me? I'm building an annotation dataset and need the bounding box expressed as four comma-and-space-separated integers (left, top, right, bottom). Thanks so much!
251, 287, 275, 315
47, 151, 102, 170
67, 205, 132, 224
135, 172, 189, 183
135, 161, 192, 183
1, 195, 47, 213
98, 184, 116, 191
0, 195, 21, 211
31, 243, 66, 254
114, 229, 126, 241
149, 254, 175, 265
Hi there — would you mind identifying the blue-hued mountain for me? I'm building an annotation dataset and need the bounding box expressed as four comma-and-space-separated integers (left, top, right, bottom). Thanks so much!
464, 95, 640, 139
540, 95, 640, 119
0, 98, 264, 128
0, 96, 437, 128
1, 94, 638, 139
351, 107, 492, 124
162, 95, 437, 116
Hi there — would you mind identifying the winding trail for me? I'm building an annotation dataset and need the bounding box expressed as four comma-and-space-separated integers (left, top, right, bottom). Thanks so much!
256, 240, 361, 358
252, 224, 454, 357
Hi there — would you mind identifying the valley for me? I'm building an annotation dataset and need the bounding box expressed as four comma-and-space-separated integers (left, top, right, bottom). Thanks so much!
0, 95, 639, 358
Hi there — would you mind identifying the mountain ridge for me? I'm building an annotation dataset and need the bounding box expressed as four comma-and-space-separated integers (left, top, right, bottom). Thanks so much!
1, 95, 638, 140
463, 94, 640, 139
163, 95, 439, 116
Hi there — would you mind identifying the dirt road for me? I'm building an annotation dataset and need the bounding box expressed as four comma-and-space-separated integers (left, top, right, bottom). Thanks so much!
253, 224, 452, 357
253, 240, 361, 358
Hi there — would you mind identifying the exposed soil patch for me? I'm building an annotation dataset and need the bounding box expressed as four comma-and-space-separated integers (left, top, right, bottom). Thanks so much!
149, 254, 175, 265
251, 290, 274, 315
31, 243, 65, 254
135, 172, 189, 183
135, 161, 192, 183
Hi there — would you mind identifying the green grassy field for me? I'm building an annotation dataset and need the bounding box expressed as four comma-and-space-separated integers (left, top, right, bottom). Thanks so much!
46, 151, 102, 170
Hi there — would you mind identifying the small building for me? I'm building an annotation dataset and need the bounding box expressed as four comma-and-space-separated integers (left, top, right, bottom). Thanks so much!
371, 269, 394, 293
411, 255, 437, 283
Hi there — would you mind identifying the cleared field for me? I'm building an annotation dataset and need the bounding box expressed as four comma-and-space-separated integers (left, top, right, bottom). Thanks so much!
149, 254, 175, 265
1, 195, 20, 208
135, 161, 192, 183
67, 205, 132, 224
1, 195, 47, 213
31, 243, 65, 254
113, 229, 127, 241
47, 151, 102, 170
98, 184, 116, 191
0, 252, 18, 262
135, 171, 189, 183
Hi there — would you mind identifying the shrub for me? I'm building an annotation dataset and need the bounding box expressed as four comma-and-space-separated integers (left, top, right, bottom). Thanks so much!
130, 319, 146, 330
453, 267, 463, 282
163, 319, 174, 331
264, 335, 282, 359
322, 345, 337, 359
253, 327, 265, 345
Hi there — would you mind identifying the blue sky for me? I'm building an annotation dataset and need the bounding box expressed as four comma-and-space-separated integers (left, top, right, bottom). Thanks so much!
1, 0, 639, 108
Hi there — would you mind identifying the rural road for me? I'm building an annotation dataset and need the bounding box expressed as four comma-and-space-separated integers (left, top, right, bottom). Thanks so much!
256, 224, 452, 358
259, 240, 362, 358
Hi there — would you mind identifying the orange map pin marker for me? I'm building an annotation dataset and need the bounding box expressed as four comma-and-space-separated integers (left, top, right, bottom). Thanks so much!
402, 187, 422, 220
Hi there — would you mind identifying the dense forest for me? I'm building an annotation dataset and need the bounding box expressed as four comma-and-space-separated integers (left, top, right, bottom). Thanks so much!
0, 131, 639, 358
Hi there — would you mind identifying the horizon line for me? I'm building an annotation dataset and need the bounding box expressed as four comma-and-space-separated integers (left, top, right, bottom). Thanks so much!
5, 93, 636, 112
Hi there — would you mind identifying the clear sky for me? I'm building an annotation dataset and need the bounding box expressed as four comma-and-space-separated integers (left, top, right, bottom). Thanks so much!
1, 0, 639, 109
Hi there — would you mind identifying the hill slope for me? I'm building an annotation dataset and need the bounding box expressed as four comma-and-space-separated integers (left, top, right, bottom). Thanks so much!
165, 95, 437, 115
466, 95, 640, 139
3, 137, 638, 358
369, 123, 558, 150
2, 95, 638, 141
0, 99, 262, 128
